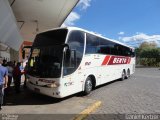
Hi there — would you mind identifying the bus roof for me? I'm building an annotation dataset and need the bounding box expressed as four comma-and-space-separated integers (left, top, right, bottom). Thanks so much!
39, 27, 134, 49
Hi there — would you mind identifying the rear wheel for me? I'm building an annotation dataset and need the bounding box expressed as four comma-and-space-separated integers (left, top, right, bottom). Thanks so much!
84, 77, 93, 95
125, 69, 130, 79
121, 70, 126, 80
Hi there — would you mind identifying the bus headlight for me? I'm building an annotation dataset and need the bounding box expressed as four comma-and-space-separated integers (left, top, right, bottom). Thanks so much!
46, 82, 60, 88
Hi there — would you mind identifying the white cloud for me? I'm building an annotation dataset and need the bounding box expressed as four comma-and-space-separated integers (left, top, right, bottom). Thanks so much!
62, 0, 92, 27
62, 12, 80, 26
78, 0, 91, 10
120, 33, 160, 46
118, 32, 125, 35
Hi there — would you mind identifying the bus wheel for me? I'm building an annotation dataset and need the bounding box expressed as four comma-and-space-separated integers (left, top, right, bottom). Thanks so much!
121, 70, 126, 80
84, 77, 93, 95
125, 69, 130, 79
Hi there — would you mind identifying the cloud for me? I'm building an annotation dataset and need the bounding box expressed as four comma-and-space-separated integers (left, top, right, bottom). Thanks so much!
62, 0, 92, 27
119, 33, 160, 46
62, 12, 80, 26
78, 0, 91, 10
118, 32, 125, 35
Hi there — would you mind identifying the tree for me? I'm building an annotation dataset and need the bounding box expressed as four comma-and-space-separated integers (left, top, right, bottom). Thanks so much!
139, 41, 149, 49
137, 41, 160, 67
139, 41, 158, 49
149, 41, 158, 48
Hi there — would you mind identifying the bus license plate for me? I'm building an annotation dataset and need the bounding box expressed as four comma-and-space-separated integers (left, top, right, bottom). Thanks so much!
34, 88, 40, 93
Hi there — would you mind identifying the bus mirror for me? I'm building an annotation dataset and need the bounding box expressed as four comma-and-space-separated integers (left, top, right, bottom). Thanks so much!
63, 44, 69, 48
66, 48, 71, 61
22, 50, 25, 59
64, 48, 71, 67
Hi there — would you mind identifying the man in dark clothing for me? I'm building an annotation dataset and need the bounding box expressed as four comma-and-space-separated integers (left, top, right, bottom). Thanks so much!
0, 57, 8, 110
13, 62, 21, 93
2, 59, 7, 67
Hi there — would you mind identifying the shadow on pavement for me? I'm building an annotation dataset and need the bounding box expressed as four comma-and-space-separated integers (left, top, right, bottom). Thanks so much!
4, 78, 126, 106
4, 86, 76, 106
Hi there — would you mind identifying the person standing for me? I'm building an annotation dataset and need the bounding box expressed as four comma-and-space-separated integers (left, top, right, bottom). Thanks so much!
2, 59, 7, 67
13, 62, 22, 93
23, 62, 28, 88
0, 57, 8, 110
6, 61, 13, 90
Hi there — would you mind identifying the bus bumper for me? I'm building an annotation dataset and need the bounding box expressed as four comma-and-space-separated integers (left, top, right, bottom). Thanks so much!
26, 81, 62, 98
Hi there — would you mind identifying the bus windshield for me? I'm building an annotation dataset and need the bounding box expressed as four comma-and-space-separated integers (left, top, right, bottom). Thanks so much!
28, 45, 63, 78
27, 29, 68, 78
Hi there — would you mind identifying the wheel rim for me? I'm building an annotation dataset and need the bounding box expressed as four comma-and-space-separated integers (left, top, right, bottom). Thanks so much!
86, 80, 92, 92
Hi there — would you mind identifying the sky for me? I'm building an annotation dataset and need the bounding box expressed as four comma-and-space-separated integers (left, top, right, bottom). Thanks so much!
63, 0, 160, 47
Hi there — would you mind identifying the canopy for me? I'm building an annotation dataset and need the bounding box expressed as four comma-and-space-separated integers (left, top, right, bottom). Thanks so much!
0, 0, 79, 50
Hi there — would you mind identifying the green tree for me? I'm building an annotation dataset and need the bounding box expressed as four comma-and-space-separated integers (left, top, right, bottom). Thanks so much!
139, 41, 157, 49
136, 41, 160, 67
139, 41, 150, 49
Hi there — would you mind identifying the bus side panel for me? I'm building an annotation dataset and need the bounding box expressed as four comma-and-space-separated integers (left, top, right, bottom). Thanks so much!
59, 73, 85, 97
96, 55, 136, 85
98, 55, 121, 84
130, 57, 136, 74
59, 56, 135, 98
81, 54, 101, 86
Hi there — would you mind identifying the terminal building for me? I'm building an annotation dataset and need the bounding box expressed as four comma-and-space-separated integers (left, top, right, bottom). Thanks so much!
0, 0, 79, 61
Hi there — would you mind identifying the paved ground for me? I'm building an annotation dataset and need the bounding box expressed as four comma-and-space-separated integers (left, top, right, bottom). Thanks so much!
1, 88, 99, 120
84, 68, 160, 119
1, 68, 160, 120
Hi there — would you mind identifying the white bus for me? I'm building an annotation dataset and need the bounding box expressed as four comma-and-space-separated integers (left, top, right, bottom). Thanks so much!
26, 27, 135, 98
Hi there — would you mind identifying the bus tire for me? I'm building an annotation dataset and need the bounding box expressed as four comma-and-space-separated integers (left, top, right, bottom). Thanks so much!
125, 69, 130, 79
84, 77, 93, 95
121, 70, 126, 80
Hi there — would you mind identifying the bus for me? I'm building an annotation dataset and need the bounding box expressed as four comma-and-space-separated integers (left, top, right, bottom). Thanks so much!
26, 27, 135, 98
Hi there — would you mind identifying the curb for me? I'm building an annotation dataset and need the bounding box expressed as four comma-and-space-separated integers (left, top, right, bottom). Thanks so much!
73, 100, 102, 120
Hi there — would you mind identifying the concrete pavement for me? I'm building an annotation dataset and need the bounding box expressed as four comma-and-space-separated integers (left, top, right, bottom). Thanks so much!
0, 88, 101, 120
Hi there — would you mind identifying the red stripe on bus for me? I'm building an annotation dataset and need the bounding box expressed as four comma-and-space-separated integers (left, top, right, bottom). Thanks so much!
108, 56, 130, 65
102, 56, 111, 65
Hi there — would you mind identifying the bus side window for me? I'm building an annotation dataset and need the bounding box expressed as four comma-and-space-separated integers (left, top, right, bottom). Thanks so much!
85, 33, 99, 54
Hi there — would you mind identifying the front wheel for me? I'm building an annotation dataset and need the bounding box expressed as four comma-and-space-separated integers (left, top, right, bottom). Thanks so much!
84, 77, 93, 95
